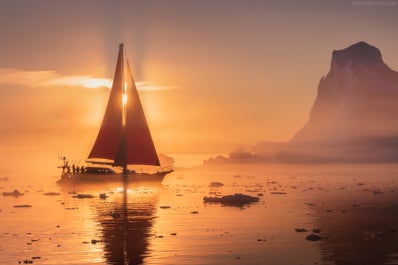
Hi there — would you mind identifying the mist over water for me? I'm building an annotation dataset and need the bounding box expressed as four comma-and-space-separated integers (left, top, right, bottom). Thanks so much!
215, 42, 398, 165
1, 163, 398, 264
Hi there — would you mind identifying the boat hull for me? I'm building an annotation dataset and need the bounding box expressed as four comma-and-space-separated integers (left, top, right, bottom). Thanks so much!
57, 170, 172, 184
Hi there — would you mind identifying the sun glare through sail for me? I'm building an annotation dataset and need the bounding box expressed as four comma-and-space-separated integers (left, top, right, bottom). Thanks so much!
122, 82, 128, 108
121, 81, 128, 128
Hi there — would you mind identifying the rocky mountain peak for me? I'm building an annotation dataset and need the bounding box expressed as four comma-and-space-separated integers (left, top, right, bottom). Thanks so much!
292, 41, 398, 154
331, 41, 384, 71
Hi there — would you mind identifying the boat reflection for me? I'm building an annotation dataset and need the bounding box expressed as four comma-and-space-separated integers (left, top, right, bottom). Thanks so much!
95, 181, 160, 265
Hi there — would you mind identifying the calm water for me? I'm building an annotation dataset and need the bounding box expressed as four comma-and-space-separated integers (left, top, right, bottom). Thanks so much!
1, 164, 398, 265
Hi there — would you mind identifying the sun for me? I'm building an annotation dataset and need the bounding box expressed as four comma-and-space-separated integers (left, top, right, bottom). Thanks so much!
122, 81, 128, 107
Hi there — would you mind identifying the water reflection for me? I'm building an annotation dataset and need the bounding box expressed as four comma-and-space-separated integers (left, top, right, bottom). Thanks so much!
311, 189, 398, 264
4, 165, 398, 264
94, 181, 159, 265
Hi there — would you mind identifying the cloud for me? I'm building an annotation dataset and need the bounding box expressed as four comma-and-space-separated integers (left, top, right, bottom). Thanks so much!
136, 81, 177, 92
48, 75, 112, 89
0, 68, 58, 87
0, 67, 175, 91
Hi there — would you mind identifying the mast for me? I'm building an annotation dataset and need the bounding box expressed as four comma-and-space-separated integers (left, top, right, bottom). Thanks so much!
113, 44, 128, 173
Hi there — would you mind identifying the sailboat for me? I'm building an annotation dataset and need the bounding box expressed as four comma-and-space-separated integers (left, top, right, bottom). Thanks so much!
58, 43, 173, 183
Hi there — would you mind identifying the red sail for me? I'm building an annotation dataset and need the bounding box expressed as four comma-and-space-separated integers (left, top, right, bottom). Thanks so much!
124, 61, 160, 166
87, 44, 124, 162
88, 44, 160, 168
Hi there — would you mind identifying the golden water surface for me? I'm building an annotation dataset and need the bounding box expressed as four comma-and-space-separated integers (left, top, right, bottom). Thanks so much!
1, 164, 398, 265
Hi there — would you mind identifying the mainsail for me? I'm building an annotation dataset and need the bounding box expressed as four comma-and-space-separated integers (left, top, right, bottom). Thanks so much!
87, 44, 160, 168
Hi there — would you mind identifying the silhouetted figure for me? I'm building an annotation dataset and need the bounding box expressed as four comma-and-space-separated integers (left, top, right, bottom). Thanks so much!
81, 166, 85, 173
62, 156, 69, 174
72, 164, 76, 174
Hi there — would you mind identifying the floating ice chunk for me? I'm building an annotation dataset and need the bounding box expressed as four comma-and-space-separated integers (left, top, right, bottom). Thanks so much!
3, 189, 24, 197
203, 193, 260, 205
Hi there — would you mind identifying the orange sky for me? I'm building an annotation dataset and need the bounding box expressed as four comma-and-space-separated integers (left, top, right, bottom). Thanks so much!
0, 0, 397, 177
